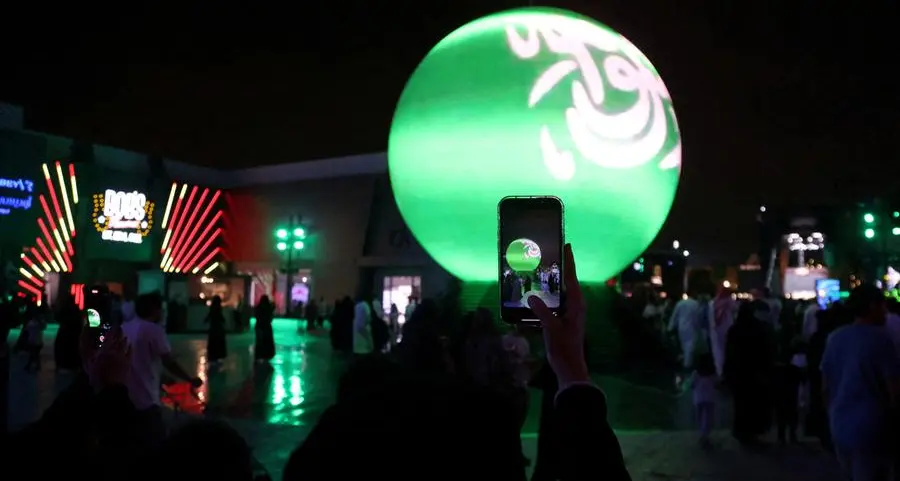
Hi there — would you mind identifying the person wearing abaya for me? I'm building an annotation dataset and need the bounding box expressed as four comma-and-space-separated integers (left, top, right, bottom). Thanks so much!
709, 288, 736, 378
54, 295, 83, 371
330, 297, 354, 352
205, 296, 228, 363
724, 299, 776, 445
254, 296, 276, 362
305, 297, 319, 331
368, 296, 389, 354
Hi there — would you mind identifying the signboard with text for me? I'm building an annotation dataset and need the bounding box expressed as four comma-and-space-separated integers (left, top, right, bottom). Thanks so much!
0, 130, 45, 250
77, 164, 166, 263
0, 176, 34, 216
92, 189, 155, 244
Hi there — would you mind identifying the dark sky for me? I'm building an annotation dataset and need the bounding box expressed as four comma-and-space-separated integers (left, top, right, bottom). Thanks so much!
1, 1, 896, 263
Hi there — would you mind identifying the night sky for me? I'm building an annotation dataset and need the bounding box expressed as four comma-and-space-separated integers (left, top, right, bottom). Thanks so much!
1, 2, 896, 263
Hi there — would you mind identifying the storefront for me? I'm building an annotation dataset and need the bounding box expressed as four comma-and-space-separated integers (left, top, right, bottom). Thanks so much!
1, 105, 451, 317
224, 161, 452, 316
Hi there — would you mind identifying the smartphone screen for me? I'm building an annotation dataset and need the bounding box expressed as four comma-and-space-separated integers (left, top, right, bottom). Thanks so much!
498, 196, 564, 324
84, 286, 112, 348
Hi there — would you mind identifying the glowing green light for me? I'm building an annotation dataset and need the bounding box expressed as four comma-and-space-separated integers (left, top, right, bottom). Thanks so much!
86, 308, 101, 327
293, 240, 305, 250
388, 7, 681, 282
275, 228, 288, 239
276, 241, 287, 251
864, 213, 875, 224
893, 227, 900, 236
293, 227, 305, 238
894, 211, 899, 219
865, 228, 875, 239
505, 238, 541, 271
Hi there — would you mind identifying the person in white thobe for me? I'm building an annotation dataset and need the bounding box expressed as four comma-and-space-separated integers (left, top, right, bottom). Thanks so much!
802, 301, 821, 342
668, 296, 703, 368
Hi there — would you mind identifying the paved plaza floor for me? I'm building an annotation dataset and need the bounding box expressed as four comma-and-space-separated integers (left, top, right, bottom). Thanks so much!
6, 320, 843, 480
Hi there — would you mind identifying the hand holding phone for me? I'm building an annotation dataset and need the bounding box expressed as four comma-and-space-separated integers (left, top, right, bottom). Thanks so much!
498, 196, 564, 324
528, 243, 590, 386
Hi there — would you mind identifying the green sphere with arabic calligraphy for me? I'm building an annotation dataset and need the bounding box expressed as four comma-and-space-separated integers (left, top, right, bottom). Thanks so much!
388, 7, 681, 282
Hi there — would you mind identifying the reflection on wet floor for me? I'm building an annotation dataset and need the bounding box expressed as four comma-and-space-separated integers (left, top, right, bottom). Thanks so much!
7, 319, 725, 434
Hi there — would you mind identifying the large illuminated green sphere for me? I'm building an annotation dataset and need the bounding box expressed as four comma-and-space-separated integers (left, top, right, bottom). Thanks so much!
388, 7, 681, 282
506, 238, 542, 272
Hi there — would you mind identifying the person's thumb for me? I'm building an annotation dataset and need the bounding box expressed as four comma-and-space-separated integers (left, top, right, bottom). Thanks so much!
528, 295, 556, 329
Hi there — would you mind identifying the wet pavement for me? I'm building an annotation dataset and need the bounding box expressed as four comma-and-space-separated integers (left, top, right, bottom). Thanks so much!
6, 320, 842, 480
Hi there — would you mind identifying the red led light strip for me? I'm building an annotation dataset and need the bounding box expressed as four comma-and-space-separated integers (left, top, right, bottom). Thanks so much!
158, 182, 223, 274
18, 162, 79, 301
70, 283, 85, 310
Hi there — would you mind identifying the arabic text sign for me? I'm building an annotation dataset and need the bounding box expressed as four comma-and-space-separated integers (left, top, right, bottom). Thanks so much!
0, 176, 34, 216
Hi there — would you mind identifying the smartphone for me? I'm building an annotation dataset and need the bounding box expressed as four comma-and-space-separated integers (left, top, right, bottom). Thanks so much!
498, 196, 564, 324
84, 285, 112, 348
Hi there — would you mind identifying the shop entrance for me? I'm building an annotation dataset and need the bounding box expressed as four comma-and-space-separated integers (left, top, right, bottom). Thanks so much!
381, 275, 421, 325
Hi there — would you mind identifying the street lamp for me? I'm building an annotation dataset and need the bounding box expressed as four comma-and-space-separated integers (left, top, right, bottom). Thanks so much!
274, 217, 308, 317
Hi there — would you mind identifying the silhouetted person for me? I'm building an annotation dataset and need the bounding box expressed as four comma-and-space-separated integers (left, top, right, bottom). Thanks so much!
206, 296, 228, 363
54, 294, 83, 371
725, 300, 776, 445
306, 297, 319, 331
254, 296, 275, 362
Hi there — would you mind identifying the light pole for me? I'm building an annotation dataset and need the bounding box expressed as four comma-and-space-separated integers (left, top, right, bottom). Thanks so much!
274, 216, 306, 317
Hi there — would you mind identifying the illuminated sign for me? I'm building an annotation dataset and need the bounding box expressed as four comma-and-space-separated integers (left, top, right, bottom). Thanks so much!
158, 182, 224, 274
388, 7, 681, 282
0, 176, 34, 216
92, 189, 155, 244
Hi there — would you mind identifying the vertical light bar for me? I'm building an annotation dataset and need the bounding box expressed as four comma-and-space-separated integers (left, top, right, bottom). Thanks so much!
42, 164, 69, 243
39, 195, 68, 255
18, 280, 41, 297
161, 184, 188, 252
167, 185, 198, 263
38, 218, 68, 271
161, 182, 177, 229
68, 163, 79, 204
35, 239, 59, 272
183, 228, 222, 273
19, 268, 44, 288
56, 161, 75, 236
160, 248, 172, 269
171, 190, 220, 270
176, 210, 223, 272
168, 187, 207, 269
30, 247, 51, 271
20, 253, 44, 277
193, 247, 221, 274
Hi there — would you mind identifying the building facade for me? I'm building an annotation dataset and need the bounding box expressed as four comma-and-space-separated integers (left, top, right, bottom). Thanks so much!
0, 104, 450, 316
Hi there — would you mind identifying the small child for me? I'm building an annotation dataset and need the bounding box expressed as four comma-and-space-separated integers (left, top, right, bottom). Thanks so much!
23, 309, 45, 372
691, 353, 717, 446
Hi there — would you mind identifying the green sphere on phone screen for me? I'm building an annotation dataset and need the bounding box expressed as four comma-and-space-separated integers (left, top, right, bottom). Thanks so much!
506, 238, 542, 272
388, 7, 681, 282
87, 308, 101, 327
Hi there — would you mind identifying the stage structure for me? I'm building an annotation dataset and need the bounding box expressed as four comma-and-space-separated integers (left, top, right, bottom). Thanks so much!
17, 161, 80, 304
158, 181, 225, 275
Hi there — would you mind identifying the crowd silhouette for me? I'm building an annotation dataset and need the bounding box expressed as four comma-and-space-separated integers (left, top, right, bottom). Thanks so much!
2, 244, 630, 481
